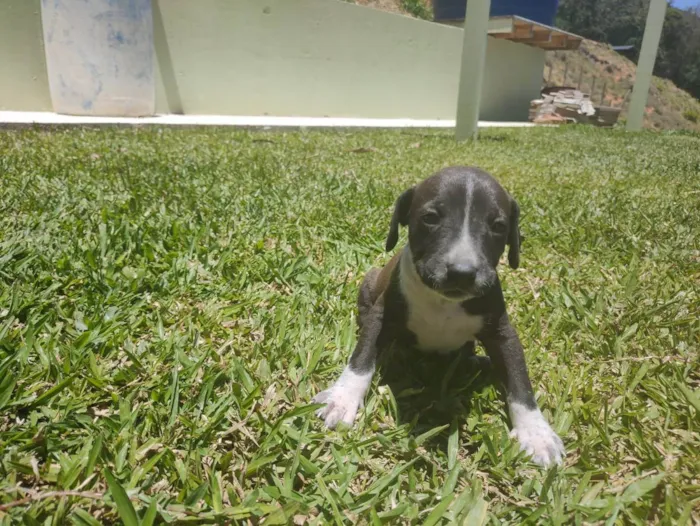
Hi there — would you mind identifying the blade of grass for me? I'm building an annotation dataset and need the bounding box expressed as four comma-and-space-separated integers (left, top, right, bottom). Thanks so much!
103, 468, 139, 526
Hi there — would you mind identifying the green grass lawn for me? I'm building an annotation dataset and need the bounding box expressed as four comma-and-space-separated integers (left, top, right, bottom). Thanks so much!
1, 126, 698, 525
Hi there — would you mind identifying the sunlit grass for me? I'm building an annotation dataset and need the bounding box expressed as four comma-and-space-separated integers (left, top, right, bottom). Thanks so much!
0, 126, 698, 524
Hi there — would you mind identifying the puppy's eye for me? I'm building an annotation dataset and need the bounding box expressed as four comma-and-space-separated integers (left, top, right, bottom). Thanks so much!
422, 212, 441, 226
491, 220, 507, 235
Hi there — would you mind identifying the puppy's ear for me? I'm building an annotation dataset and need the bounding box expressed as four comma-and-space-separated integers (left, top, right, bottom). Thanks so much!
385, 187, 414, 252
508, 198, 521, 269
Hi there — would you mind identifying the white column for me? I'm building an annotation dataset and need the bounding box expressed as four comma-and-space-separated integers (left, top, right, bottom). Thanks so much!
626, 0, 667, 131
455, 0, 492, 141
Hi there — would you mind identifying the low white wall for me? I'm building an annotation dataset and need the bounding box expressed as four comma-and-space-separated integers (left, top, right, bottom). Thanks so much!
153, 0, 544, 121
482, 38, 545, 121
0, 0, 545, 122
0, 0, 52, 112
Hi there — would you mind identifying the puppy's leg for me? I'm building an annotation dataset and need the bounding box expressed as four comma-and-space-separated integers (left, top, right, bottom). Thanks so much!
314, 296, 384, 429
458, 341, 492, 369
357, 268, 380, 329
479, 298, 564, 467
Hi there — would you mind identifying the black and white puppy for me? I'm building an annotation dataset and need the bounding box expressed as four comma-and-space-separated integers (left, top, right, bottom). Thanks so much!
313, 166, 564, 467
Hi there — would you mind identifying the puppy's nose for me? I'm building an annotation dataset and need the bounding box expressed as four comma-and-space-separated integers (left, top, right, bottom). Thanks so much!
446, 263, 478, 289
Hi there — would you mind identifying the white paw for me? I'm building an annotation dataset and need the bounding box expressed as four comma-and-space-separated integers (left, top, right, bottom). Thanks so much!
313, 387, 362, 428
313, 367, 373, 429
509, 402, 565, 467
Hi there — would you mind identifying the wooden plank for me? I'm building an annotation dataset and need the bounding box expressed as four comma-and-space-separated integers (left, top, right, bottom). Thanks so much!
487, 16, 514, 34
567, 39, 582, 50
487, 15, 583, 50
539, 34, 570, 50
512, 22, 534, 39
521, 29, 552, 44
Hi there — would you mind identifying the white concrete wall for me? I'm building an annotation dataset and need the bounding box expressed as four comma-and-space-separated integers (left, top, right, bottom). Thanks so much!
0, 0, 52, 112
0, 0, 545, 122
482, 38, 545, 121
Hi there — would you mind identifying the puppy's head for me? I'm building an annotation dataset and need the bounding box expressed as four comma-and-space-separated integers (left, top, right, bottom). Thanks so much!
386, 166, 520, 301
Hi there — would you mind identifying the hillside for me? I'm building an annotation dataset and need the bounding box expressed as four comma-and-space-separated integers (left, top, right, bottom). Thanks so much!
546, 40, 700, 131
350, 0, 700, 131
556, 0, 700, 103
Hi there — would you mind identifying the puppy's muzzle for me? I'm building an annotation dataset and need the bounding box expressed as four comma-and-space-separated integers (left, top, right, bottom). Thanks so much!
445, 262, 478, 292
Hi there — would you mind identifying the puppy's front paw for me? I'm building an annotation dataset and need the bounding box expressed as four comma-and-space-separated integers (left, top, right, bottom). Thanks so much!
313, 387, 362, 428
312, 367, 373, 429
509, 408, 565, 467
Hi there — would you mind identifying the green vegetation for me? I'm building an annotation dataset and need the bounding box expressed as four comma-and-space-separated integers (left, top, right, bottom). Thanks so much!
1, 127, 698, 524
546, 40, 700, 132
400, 0, 432, 20
556, 0, 700, 101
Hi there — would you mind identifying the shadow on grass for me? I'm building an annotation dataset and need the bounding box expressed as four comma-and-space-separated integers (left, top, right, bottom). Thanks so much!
377, 345, 495, 452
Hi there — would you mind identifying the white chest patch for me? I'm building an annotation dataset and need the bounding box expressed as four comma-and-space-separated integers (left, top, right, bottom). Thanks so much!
399, 251, 483, 353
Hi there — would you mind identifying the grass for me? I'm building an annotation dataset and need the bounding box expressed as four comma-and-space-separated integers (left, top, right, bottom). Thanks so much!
0, 125, 699, 525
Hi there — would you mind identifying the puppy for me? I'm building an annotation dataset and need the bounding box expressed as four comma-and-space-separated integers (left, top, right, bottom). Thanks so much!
313, 166, 564, 467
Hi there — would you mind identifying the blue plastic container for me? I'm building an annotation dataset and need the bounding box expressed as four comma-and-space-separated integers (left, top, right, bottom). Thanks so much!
434, 0, 560, 27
